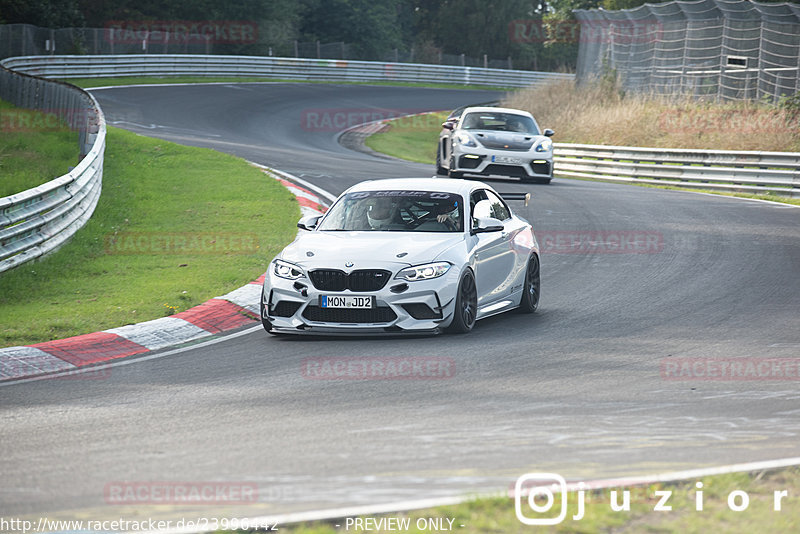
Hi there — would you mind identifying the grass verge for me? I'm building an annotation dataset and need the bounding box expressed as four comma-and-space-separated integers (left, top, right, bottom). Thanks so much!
0, 126, 298, 348
505, 79, 800, 152
249, 468, 800, 533
64, 76, 510, 91
0, 99, 78, 197
364, 111, 448, 163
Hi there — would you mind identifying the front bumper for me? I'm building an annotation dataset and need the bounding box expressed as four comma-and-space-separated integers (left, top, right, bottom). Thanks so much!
262, 265, 462, 335
452, 145, 553, 180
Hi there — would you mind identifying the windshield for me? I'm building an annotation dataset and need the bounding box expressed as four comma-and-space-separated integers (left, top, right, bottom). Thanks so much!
317, 190, 464, 232
461, 112, 539, 134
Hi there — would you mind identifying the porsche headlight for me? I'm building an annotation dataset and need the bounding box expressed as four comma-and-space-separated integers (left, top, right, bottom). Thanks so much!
535, 138, 553, 153
273, 259, 305, 280
396, 262, 451, 281
455, 132, 478, 147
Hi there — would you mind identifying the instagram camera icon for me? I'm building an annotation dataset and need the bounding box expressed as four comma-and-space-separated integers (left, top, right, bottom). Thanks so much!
515, 473, 568, 525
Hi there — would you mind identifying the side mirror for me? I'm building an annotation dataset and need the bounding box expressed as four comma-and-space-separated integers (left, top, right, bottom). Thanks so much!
543, 128, 555, 137
441, 121, 454, 130
471, 217, 504, 235
297, 214, 322, 231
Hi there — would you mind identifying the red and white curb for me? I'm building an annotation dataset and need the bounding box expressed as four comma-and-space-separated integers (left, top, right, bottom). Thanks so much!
0, 169, 329, 382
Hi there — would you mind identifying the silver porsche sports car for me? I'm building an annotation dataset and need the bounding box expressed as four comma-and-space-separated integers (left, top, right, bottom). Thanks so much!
437, 106, 554, 183
260, 178, 540, 335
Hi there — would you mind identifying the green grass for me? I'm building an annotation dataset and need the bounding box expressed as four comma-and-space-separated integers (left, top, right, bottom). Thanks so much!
0, 100, 79, 197
0, 126, 299, 347
258, 468, 800, 533
64, 76, 510, 91
364, 111, 447, 163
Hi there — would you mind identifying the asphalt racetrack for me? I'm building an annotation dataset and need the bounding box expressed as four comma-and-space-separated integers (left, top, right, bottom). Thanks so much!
1, 83, 799, 521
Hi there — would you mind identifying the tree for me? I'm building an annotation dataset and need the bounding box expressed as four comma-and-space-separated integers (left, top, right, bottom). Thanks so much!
298, 0, 404, 59
0, 0, 84, 26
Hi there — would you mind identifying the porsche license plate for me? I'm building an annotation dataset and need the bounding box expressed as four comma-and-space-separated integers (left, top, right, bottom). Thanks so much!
492, 155, 524, 164
320, 295, 374, 309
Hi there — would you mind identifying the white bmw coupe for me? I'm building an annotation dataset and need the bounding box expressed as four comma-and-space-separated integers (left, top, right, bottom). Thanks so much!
260, 178, 540, 335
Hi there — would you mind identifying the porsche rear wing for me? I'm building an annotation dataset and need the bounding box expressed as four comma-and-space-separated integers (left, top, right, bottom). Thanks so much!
498, 192, 531, 207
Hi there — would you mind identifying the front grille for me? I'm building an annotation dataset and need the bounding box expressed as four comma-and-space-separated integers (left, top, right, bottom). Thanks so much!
302, 306, 397, 324
272, 300, 302, 317
309, 269, 391, 292
401, 303, 442, 320
482, 164, 529, 178
309, 270, 347, 291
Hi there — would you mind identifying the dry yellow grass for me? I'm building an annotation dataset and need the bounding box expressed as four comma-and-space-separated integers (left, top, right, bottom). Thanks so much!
504, 80, 800, 152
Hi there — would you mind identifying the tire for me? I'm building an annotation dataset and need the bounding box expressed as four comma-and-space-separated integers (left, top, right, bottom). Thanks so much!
448, 170, 464, 179
517, 254, 540, 314
448, 269, 478, 333
448, 156, 463, 179
435, 148, 448, 176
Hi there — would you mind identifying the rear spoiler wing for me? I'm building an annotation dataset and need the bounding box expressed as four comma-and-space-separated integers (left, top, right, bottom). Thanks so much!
498, 192, 531, 207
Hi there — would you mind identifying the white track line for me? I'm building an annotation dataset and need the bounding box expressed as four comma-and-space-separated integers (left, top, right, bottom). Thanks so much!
672, 189, 800, 208
86, 82, 288, 91
249, 162, 338, 203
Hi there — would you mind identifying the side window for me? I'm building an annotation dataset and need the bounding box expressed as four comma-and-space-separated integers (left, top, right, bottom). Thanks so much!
485, 190, 511, 221
470, 190, 488, 229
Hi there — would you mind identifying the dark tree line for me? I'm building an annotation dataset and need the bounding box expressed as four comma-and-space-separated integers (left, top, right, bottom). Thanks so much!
1, 0, 798, 71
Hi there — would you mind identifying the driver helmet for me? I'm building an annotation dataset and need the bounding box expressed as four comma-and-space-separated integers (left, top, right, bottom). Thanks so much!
507, 116, 525, 132
367, 197, 397, 229
433, 198, 458, 216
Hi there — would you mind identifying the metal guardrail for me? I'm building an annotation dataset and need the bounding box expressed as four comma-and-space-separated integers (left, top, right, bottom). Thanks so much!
1, 54, 575, 88
0, 64, 106, 273
554, 143, 800, 197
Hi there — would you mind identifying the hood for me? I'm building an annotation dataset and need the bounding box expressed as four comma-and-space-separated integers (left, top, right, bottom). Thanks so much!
281, 231, 465, 269
472, 131, 541, 151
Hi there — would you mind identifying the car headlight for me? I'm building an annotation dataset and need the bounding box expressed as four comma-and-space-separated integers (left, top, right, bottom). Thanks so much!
455, 132, 478, 147
535, 138, 553, 153
396, 262, 451, 281
273, 259, 305, 280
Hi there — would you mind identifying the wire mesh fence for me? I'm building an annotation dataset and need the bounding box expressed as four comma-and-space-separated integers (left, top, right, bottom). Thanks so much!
574, 0, 800, 102
0, 23, 514, 69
